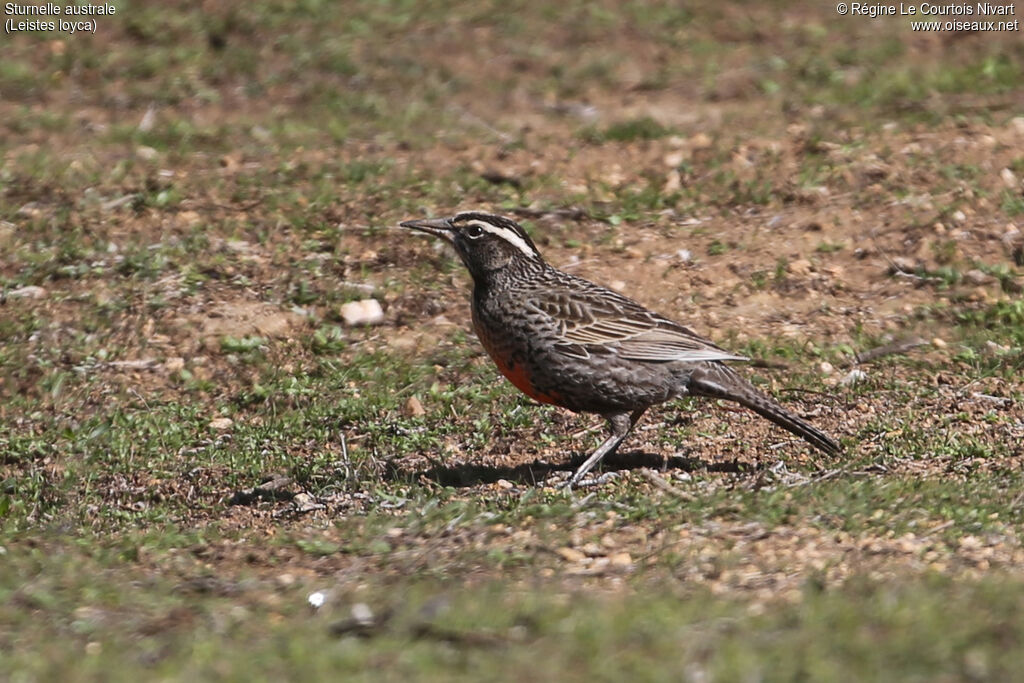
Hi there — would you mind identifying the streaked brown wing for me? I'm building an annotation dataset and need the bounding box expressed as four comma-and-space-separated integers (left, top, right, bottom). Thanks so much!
529, 287, 748, 364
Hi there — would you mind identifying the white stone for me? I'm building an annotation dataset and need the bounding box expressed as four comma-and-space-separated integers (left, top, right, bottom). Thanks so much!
209, 417, 234, 430
964, 269, 991, 286
7, 285, 47, 299
164, 357, 186, 373
340, 299, 384, 326
1001, 168, 1019, 189
840, 369, 867, 386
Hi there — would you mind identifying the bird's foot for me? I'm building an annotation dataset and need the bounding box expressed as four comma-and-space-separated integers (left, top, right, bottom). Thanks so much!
541, 470, 571, 488
558, 470, 619, 490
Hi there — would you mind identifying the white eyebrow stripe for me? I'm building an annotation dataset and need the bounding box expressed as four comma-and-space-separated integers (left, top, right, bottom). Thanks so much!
466, 220, 539, 259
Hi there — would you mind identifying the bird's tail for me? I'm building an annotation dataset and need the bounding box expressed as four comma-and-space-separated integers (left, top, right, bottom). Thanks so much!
686, 365, 841, 455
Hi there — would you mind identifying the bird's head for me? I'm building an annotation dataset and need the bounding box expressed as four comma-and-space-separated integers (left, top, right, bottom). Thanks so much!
399, 212, 545, 280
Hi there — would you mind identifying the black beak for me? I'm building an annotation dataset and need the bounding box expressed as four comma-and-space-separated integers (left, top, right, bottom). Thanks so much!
399, 217, 455, 242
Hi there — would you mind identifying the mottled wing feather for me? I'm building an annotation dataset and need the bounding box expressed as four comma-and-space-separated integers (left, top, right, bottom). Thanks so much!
561, 317, 651, 343
614, 342, 747, 363
529, 286, 748, 364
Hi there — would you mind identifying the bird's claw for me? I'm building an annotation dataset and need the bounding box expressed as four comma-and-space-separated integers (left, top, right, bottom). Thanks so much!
559, 471, 619, 490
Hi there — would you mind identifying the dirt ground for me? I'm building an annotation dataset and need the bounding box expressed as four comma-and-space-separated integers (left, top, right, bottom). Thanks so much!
2, 1, 1024, 676
2, 0, 1022, 553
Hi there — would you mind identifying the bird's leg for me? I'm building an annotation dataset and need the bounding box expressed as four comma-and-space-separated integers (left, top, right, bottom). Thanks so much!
564, 408, 647, 488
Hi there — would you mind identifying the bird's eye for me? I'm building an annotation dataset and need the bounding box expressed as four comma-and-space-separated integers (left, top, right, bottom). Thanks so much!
464, 224, 485, 238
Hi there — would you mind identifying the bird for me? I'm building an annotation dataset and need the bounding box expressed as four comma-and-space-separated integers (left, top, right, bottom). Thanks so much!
399, 212, 840, 487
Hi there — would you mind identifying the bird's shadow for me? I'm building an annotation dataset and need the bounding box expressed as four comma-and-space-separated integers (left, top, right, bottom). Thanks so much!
384, 450, 757, 488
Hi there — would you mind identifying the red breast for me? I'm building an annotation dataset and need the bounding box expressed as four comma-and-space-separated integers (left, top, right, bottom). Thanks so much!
473, 318, 563, 406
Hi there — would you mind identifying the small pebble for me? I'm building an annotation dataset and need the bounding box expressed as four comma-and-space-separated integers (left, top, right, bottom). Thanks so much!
608, 552, 633, 568
1001, 168, 1019, 189
840, 369, 867, 386
964, 269, 991, 286
663, 170, 681, 193
663, 151, 686, 168
986, 340, 1010, 353
340, 299, 384, 326
209, 417, 234, 430
403, 395, 425, 417
787, 259, 813, 277
888, 256, 916, 273
7, 285, 47, 300
690, 132, 712, 149
351, 603, 374, 625
556, 547, 586, 563
164, 357, 185, 373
